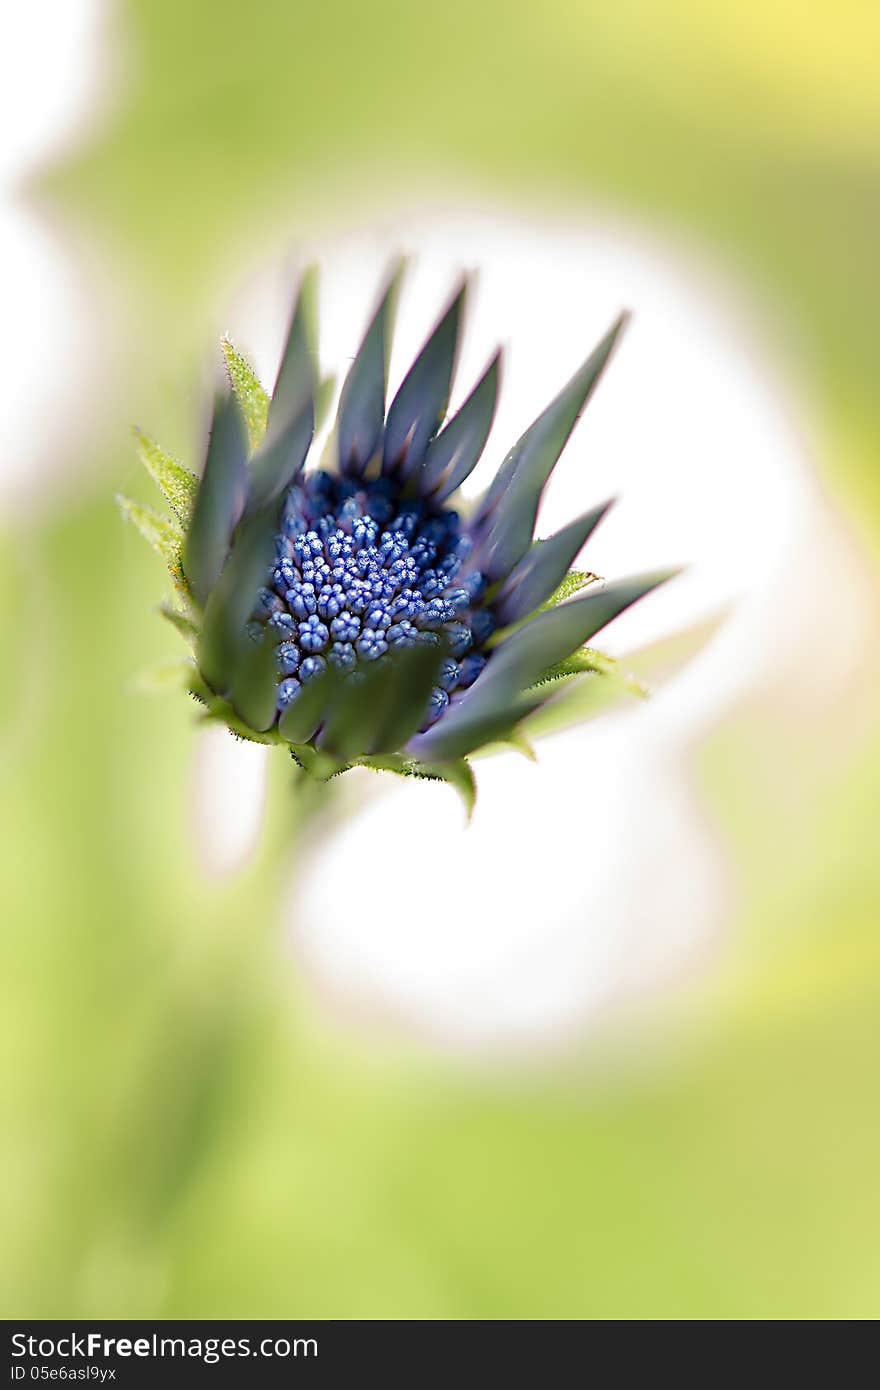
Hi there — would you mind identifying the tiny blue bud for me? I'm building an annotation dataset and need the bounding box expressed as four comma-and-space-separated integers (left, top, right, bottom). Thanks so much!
276, 642, 300, 676
317, 583, 345, 620
356, 628, 389, 661
288, 584, 317, 619
277, 677, 302, 710
470, 609, 496, 644
424, 686, 450, 725
268, 611, 297, 641
443, 587, 471, 616
387, 620, 418, 648
299, 615, 330, 652
366, 605, 392, 630
330, 610, 360, 642
443, 623, 473, 656
328, 641, 356, 671
300, 656, 326, 682
462, 570, 487, 601
439, 658, 460, 691
421, 596, 451, 626
417, 569, 444, 598
458, 653, 486, 687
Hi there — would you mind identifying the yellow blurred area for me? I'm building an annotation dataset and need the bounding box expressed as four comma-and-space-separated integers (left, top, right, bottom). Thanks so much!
556, 0, 880, 154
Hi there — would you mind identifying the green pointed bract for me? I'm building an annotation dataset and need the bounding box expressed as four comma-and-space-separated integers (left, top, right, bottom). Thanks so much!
318, 644, 445, 760
408, 689, 548, 764
127, 661, 194, 695
183, 392, 248, 607
315, 374, 337, 432
244, 397, 313, 514
198, 506, 277, 695
421, 351, 501, 499
358, 753, 478, 820
278, 669, 335, 745
534, 645, 648, 697
159, 602, 199, 646
383, 281, 466, 478
230, 631, 280, 733
424, 759, 477, 820
315, 673, 376, 760
523, 615, 724, 742
337, 261, 404, 475
134, 430, 199, 525
221, 337, 269, 451
495, 499, 615, 625
522, 665, 638, 740
544, 569, 600, 607
447, 570, 677, 728
267, 266, 318, 436
289, 743, 349, 781
369, 643, 448, 754
117, 495, 184, 581
240, 271, 319, 513
476, 314, 628, 581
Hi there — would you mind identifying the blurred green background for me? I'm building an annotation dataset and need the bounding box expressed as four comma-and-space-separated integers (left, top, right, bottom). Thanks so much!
3, 0, 880, 1318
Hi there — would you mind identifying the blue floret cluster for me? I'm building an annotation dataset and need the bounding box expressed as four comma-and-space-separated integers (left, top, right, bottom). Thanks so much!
248, 470, 492, 728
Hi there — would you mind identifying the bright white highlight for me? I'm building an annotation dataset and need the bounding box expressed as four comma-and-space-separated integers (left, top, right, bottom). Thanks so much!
191, 727, 270, 878
0, 0, 111, 510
